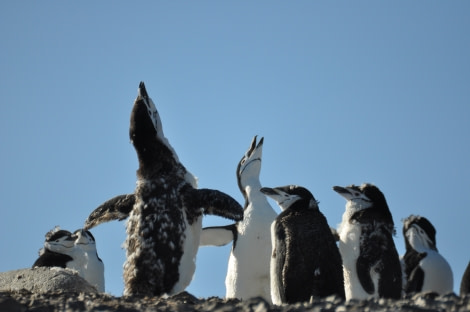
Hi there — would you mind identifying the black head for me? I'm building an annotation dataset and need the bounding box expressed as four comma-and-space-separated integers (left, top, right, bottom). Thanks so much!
260, 185, 318, 211
43, 227, 75, 254
333, 183, 393, 224
129, 82, 180, 176
45, 229, 74, 243
236, 136, 264, 195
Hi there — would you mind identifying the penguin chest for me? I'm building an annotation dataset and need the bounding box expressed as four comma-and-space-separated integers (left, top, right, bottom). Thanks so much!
65, 252, 87, 278
225, 206, 275, 299
84, 254, 105, 292
230, 207, 274, 272
170, 209, 202, 295
419, 250, 453, 294
339, 222, 377, 300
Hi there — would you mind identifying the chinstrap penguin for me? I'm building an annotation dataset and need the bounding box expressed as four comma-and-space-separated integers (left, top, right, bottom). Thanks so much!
33, 227, 75, 268
32, 227, 105, 292
261, 185, 345, 304
84, 82, 243, 296
401, 215, 453, 295
200, 136, 277, 302
72, 229, 105, 292
333, 183, 402, 300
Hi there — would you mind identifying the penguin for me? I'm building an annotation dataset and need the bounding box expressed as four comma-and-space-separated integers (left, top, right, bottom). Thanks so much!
72, 229, 105, 292
260, 185, 345, 304
333, 183, 402, 300
460, 261, 470, 295
33, 227, 76, 268
200, 136, 278, 302
401, 215, 453, 295
84, 82, 243, 296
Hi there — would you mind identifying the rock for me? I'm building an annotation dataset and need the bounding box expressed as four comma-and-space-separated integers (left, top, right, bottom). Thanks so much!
0, 267, 98, 294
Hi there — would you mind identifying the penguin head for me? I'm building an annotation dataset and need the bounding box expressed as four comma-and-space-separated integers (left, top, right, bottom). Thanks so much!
43, 227, 75, 254
237, 136, 263, 192
129, 82, 180, 174
260, 185, 318, 211
333, 183, 393, 223
402, 215, 437, 252
74, 229, 97, 251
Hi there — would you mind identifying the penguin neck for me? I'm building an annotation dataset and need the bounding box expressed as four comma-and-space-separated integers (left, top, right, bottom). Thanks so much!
243, 181, 274, 215
243, 180, 262, 199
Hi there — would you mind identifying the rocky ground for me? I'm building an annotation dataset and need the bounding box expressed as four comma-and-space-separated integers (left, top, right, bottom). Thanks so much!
2, 268, 470, 311
3, 290, 470, 312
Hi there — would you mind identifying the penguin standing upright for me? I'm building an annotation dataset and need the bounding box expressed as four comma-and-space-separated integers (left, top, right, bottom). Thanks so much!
33, 227, 76, 268
84, 82, 243, 296
73, 229, 105, 292
333, 183, 402, 300
260, 185, 345, 304
401, 215, 453, 295
200, 136, 277, 302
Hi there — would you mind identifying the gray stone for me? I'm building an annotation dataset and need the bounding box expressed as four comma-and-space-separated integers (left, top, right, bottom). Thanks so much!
0, 267, 98, 294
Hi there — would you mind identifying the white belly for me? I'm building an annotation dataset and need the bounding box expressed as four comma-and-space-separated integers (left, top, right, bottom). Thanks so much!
339, 222, 378, 300
170, 211, 202, 295
420, 250, 453, 294
225, 208, 276, 302
83, 255, 105, 292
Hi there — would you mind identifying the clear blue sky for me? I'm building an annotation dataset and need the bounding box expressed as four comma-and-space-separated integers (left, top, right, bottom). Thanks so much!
1, 2, 469, 298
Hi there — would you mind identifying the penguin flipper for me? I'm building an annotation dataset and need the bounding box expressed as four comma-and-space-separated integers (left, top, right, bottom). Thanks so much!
272, 220, 287, 304
405, 266, 425, 293
84, 194, 135, 230
356, 256, 375, 294
200, 224, 236, 246
183, 187, 243, 222
33, 250, 73, 268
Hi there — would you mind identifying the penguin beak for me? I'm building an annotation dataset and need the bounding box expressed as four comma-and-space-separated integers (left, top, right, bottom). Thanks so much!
138, 81, 149, 100
260, 187, 277, 196
333, 185, 373, 208
260, 187, 290, 211
243, 136, 264, 166
75, 229, 89, 245
333, 186, 355, 200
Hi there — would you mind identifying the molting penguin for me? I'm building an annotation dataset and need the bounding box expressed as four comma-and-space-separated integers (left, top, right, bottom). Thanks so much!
261, 185, 345, 304
333, 183, 402, 300
401, 215, 453, 295
73, 229, 105, 292
200, 136, 277, 302
84, 82, 243, 296
33, 227, 76, 268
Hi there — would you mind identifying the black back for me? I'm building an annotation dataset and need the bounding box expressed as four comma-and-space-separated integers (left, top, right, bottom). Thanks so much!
32, 249, 73, 268
273, 196, 345, 303
350, 184, 402, 299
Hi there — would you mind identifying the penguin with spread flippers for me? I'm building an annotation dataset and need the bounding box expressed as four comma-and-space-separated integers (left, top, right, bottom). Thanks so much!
401, 215, 453, 295
84, 82, 243, 296
333, 183, 402, 300
261, 185, 345, 304
200, 136, 277, 302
